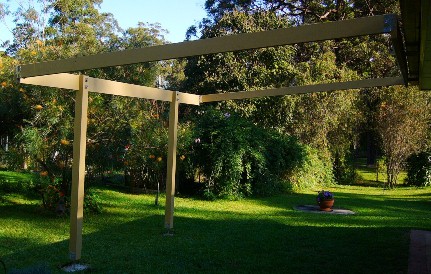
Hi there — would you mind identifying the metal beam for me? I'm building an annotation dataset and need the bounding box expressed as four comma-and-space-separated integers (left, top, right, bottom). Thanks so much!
18, 14, 397, 78
20, 73, 200, 105
86, 77, 173, 102
86, 77, 200, 105
20, 73, 80, 90
69, 75, 89, 261
200, 77, 404, 103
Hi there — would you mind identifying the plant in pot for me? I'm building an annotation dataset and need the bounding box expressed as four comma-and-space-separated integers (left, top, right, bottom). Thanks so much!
317, 190, 334, 211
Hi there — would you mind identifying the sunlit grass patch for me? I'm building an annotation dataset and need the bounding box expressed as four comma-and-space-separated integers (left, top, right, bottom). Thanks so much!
0, 179, 430, 273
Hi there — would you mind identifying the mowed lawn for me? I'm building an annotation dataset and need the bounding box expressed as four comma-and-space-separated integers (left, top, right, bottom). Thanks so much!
1, 179, 430, 273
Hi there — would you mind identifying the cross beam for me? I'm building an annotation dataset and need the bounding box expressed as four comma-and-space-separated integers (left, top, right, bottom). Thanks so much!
201, 77, 404, 102
20, 73, 200, 105
18, 14, 403, 81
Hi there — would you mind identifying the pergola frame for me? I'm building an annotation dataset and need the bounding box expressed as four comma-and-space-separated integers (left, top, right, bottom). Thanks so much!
18, 14, 406, 261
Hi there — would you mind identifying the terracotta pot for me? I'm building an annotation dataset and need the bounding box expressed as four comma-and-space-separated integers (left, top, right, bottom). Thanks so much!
318, 199, 334, 211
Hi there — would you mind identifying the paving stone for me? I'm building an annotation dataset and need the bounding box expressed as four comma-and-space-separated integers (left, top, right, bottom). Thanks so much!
294, 205, 355, 215
408, 230, 431, 274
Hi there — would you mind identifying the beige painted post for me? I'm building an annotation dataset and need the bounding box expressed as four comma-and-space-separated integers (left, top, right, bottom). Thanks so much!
69, 75, 89, 260
164, 91, 179, 230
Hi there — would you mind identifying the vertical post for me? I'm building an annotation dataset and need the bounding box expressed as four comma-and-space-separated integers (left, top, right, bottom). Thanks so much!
69, 75, 89, 260
164, 91, 179, 230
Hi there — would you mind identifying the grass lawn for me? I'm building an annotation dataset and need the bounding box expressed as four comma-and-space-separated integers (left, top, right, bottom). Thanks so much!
353, 158, 408, 187
0, 172, 430, 273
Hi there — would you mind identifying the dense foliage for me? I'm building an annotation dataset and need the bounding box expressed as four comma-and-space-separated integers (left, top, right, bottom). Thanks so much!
406, 152, 431, 187
376, 86, 431, 188
187, 108, 306, 199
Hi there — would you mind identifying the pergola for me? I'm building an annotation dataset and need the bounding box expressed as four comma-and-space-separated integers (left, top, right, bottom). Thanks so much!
18, 14, 410, 261
399, 0, 431, 89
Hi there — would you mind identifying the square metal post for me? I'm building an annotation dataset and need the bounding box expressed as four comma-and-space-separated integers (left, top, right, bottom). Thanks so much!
69, 75, 89, 260
164, 92, 179, 230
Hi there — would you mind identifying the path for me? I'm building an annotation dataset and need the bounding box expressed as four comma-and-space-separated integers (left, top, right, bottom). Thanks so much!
409, 230, 431, 274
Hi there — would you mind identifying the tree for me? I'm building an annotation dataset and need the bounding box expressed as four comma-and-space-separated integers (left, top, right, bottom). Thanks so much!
186, 0, 401, 183
183, 6, 365, 185
0, 0, 169, 193
376, 86, 431, 188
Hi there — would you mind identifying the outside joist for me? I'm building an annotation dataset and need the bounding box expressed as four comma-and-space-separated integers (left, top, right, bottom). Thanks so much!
18, 14, 397, 78
200, 77, 405, 103
20, 73, 201, 105
20, 73, 80, 90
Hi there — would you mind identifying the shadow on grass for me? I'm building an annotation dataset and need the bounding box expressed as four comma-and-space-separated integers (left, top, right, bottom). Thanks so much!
2, 214, 410, 274
3, 185, 431, 273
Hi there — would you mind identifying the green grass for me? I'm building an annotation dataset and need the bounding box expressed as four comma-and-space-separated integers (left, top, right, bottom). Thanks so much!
0, 170, 36, 186
1, 180, 430, 273
0, 170, 38, 195
354, 158, 407, 187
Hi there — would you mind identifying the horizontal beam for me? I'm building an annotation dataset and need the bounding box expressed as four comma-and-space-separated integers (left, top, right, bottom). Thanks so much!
18, 14, 396, 78
87, 77, 200, 105
20, 73, 200, 105
177, 91, 201, 105
20, 73, 80, 90
86, 77, 173, 102
200, 77, 405, 103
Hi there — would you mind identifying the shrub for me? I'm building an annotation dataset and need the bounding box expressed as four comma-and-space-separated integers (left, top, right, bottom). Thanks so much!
41, 184, 66, 212
406, 152, 431, 187
333, 152, 357, 185
1, 148, 26, 171
190, 108, 306, 199
286, 146, 334, 191
83, 188, 103, 213
40, 182, 102, 215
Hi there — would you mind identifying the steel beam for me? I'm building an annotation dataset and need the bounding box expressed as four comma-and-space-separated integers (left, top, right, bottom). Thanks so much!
18, 14, 397, 78
200, 77, 405, 103
86, 77, 173, 102
20, 73, 200, 105
20, 73, 80, 90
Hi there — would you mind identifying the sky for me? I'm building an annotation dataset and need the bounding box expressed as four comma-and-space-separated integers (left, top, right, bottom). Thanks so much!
0, 0, 207, 50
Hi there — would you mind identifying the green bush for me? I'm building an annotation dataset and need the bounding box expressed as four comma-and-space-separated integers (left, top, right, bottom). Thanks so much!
286, 146, 334, 191
333, 152, 357, 185
1, 148, 26, 171
83, 188, 103, 214
406, 152, 431, 187
189, 108, 306, 199
40, 182, 102, 215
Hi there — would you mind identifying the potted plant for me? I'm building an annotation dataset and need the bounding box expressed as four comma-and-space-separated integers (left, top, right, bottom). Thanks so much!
317, 190, 334, 211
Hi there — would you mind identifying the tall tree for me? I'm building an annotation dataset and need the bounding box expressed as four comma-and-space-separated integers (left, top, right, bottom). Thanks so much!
376, 86, 431, 188
182, 0, 402, 185
1, 0, 168, 190
184, 4, 362, 153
